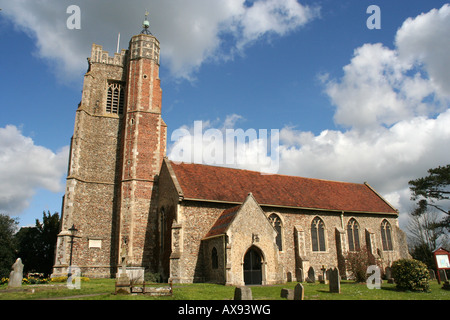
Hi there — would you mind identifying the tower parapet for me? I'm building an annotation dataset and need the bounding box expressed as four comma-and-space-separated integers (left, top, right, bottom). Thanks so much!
89, 44, 128, 66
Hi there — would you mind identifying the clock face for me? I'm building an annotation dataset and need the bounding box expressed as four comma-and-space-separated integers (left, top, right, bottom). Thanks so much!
436, 254, 450, 269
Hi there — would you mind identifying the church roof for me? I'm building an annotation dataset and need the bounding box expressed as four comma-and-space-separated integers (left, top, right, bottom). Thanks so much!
168, 161, 397, 214
203, 205, 241, 239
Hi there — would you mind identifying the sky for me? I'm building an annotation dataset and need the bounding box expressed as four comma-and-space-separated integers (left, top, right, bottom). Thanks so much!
0, 0, 449, 231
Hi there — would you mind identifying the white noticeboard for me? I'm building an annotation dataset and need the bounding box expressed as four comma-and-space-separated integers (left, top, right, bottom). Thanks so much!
436, 254, 450, 269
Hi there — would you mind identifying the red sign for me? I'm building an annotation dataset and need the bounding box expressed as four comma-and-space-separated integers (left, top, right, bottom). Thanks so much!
434, 247, 450, 284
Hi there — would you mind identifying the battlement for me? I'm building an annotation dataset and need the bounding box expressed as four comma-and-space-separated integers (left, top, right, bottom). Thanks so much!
90, 44, 128, 66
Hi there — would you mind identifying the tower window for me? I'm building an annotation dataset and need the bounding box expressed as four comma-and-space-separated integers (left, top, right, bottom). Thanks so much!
106, 83, 124, 115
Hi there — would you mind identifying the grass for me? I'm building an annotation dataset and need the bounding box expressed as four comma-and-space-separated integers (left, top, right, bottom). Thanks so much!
0, 279, 449, 300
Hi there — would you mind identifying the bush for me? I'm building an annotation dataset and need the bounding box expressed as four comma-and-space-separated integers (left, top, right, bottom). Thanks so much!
346, 246, 378, 282
391, 259, 429, 292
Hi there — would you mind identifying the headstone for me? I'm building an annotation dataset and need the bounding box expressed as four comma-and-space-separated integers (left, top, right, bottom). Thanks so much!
280, 288, 294, 300
234, 286, 252, 300
8, 258, 24, 288
428, 269, 436, 280
385, 267, 392, 280
328, 268, 340, 293
294, 283, 304, 300
287, 272, 293, 282
306, 267, 315, 283
296, 268, 304, 282
439, 269, 448, 283
320, 266, 327, 284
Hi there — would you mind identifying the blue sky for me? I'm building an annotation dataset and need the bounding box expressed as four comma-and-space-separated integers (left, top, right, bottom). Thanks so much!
0, 0, 449, 229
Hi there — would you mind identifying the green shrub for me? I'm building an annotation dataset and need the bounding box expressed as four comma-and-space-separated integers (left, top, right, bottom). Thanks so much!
391, 259, 429, 292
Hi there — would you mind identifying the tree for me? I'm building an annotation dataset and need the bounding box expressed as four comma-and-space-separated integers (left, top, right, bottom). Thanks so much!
16, 211, 60, 276
0, 213, 19, 278
409, 165, 450, 231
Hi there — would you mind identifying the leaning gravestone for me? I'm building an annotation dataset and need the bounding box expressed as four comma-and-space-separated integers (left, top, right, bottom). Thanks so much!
294, 283, 304, 300
328, 268, 340, 293
8, 258, 24, 288
306, 267, 315, 283
280, 288, 294, 300
234, 286, 252, 300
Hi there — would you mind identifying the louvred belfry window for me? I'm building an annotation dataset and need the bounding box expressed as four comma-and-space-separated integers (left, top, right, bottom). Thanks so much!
106, 83, 124, 115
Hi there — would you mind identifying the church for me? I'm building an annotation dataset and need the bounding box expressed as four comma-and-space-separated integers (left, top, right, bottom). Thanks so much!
52, 17, 410, 285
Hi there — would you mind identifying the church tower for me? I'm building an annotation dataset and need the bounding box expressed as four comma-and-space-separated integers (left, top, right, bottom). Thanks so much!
52, 14, 166, 278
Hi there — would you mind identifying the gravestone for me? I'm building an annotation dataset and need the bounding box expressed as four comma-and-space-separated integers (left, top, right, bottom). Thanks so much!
439, 269, 448, 283
280, 288, 294, 300
8, 258, 24, 288
328, 268, 340, 293
320, 266, 327, 284
287, 272, 293, 282
385, 267, 392, 280
234, 286, 252, 300
296, 268, 304, 282
294, 283, 304, 300
306, 267, 315, 283
428, 269, 436, 280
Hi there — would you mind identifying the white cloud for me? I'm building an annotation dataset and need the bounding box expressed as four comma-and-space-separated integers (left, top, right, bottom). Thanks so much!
0, 125, 69, 215
325, 4, 450, 131
396, 4, 450, 97
1, 0, 318, 81
168, 5, 450, 228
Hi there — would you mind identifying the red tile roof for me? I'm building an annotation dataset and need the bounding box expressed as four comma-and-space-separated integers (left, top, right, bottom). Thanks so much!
169, 161, 397, 214
204, 205, 240, 239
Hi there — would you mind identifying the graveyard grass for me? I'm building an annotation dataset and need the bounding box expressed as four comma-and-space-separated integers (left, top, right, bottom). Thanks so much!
1, 280, 450, 300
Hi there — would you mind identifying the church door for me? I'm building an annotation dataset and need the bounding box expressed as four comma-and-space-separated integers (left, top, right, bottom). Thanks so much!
243, 247, 263, 285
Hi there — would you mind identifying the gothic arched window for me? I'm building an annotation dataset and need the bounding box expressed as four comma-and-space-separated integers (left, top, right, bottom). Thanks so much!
211, 247, 218, 269
311, 217, 326, 252
347, 218, 361, 252
269, 214, 283, 251
381, 220, 393, 251
106, 82, 124, 115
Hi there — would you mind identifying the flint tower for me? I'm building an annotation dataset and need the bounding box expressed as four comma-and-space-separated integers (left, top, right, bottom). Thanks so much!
53, 14, 166, 278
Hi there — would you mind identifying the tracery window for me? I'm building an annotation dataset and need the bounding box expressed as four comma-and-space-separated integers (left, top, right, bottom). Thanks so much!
311, 217, 326, 252
106, 82, 124, 115
269, 214, 283, 251
347, 218, 361, 252
381, 219, 393, 251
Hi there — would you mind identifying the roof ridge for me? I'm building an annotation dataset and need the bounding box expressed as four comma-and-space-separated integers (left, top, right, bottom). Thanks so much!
169, 160, 365, 186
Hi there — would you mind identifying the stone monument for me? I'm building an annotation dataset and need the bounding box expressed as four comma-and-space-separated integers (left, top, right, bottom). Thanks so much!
115, 246, 131, 294
8, 258, 24, 288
